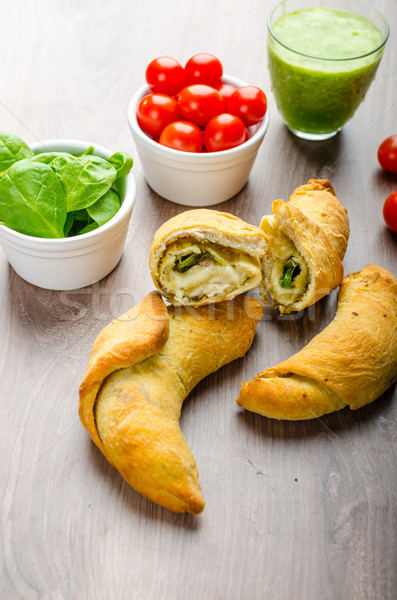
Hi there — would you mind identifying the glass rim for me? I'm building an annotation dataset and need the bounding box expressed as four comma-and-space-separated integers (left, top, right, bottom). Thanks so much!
267, 0, 390, 62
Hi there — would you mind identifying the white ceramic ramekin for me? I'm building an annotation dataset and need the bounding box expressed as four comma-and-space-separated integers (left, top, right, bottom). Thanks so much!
127, 75, 269, 206
0, 139, 136, 290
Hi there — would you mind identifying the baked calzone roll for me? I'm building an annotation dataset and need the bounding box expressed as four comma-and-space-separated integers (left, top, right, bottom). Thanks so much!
79, 291, 263, 514
237, 265, 397, 420
149, 209, 268, 306
260, 179, 349, 313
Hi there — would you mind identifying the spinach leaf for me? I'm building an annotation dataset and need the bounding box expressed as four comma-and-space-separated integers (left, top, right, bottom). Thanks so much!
79, 146, 95, 156
107, 151, 133, 180
50, 154, 117, 211
66, 210, 94, 237
63, 188, 120, 236
63, 211, 75, 236
75, 221, 99, 235
279, 257, 301, 288
87, 188, 120, 226
33, 151, 71, 165
175, 251, 226, 273
73, 208, 91, 222
0, 131, 34, 172
34, 147, 95, 164
0, 159, 67, 238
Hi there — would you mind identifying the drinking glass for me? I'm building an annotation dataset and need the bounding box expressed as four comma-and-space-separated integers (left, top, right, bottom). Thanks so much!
267, 0, 389, 140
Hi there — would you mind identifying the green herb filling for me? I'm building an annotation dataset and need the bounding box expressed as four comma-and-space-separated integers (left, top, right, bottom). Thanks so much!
175, 251, 226, 273
279, 257, 301, 288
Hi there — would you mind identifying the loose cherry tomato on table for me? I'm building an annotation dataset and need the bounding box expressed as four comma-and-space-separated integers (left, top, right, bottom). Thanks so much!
177, 84, 225, 127
159, 121, 204, 152
204, 113, 247, 152
145, 56, 186, 96
378, 135, 397, 173
227, 86, 267, 126
383, 192, 397, 233
136, 93, 180, 138
184, 53, 223, 87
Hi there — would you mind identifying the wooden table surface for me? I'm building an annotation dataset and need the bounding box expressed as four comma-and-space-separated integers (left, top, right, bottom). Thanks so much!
1, 1, 396, 599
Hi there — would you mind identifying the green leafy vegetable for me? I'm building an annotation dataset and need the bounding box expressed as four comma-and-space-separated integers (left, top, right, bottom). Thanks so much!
0, 131, 34, 172
74, 221, 98, 235
279, 257, 301, 288
66, 209, 93, 237
108, 151, 134, 180
87, 188, 120, 226
0, 132, 133, 239
175, 251, 226, 273
63, 211, 75, 236
49, 154, 117, 211
0, 160, 67, 238
32, 151, 71, 166
79, 146, 95, 156
73, 208, 91, 222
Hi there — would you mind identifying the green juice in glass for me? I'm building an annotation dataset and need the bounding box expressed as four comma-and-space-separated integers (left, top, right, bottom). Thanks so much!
268, 5, 387, 139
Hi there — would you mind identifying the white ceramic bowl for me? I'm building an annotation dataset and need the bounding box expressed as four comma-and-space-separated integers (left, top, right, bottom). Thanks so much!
0, 139, 136, 290
127, 75, 269, 206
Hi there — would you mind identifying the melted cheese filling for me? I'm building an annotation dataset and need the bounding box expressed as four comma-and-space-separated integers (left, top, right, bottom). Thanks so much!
159, 241, 259, 304
267, 230, 309, 307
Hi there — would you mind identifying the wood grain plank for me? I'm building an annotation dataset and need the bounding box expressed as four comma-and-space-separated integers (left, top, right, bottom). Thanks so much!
0, 0, 396, 598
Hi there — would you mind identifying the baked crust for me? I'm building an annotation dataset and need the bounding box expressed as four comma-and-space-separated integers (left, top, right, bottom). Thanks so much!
79, 291, 264, 514
287, 179, 349, 259
260, 179, 349, 313
149, 209, 268, 306
237, 265, 397, 420
79, 291, 169, 452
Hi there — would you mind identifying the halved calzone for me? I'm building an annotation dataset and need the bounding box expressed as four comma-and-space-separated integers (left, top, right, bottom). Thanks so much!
260, 179, 349, 313
237, 264, 397, 420
149, 209, 268, 306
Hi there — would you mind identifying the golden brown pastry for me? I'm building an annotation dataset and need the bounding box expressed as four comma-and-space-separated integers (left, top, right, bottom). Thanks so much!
79, 291, 263, 514
149, 209, 268, 307
260, 179, 349, 313
237, 265, 397, 420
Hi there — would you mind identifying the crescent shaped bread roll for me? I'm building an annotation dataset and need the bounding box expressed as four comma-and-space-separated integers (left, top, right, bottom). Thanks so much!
149, 209, 268, 307
237, 265, 397, 420
79, 291, 264, 514
260, 179, 349, 314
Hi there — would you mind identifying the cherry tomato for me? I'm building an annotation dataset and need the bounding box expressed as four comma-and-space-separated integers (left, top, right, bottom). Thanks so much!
177, 84, 225, 127
185, 53, 223, 87
383, 192, 397, 233
204, 113, 247, 152
378, 135, 397, 173
227, 86, 267, 126
216, 83, 237, 102
159, 121, 203, 152
145, 56, 186, 96
136, 93, 180, 138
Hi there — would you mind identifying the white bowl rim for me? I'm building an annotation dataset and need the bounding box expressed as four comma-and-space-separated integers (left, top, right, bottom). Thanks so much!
127, 74, 269, 162
0, 138, 136, 246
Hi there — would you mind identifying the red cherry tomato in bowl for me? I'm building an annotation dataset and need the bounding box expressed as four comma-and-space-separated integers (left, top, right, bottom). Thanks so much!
383, 191, 397, 233
136, 93, 180, 138
216, 83, 237, 102
227, 86, 267, 126
204, 113, 247, 152
177, 84, 225, 127
378, 135, 397, 173
159, 121, 203, 152
145, 56, 186, 96
185, 53, 223, 87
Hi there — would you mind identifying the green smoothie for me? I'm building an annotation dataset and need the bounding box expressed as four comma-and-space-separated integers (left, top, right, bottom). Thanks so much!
268, 6, 386, 138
